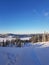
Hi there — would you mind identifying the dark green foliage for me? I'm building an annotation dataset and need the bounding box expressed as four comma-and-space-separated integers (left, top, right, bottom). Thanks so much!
6, 40, 10, 46
2, 40, 5, 46
17, 41, 21, 47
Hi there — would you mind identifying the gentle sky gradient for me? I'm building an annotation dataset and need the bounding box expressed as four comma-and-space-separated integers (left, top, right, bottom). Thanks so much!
0, 0, 49, 34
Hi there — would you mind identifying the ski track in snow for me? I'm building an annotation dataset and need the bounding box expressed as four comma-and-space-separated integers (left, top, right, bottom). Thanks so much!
0, 42, 49, 65
0, 48, 41, 65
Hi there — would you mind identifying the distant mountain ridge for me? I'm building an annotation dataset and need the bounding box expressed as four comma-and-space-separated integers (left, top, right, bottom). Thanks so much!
0, 33, 48, 38
0, 33, 34, 38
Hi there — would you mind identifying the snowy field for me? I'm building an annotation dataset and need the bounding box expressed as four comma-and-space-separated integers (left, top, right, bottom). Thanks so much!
0, 42, 49, 65
20, 37, 31, 40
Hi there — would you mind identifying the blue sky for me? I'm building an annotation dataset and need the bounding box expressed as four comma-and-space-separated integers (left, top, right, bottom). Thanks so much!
0, 0, 49, 34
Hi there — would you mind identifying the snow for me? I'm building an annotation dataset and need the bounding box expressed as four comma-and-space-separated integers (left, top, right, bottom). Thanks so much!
33, 42, 49, 48
0, 42, 49, 65
0, 37, 31, 42
20, 37, 31, 40
0, 37, 16, 42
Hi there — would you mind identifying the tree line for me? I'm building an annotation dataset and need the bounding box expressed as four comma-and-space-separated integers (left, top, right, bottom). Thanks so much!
0, 38, 31, 47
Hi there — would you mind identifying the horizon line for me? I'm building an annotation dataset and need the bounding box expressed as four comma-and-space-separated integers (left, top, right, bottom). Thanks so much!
0, 31, 49, 34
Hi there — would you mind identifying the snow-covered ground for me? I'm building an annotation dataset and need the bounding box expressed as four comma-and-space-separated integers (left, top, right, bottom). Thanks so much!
0, 42, 49, 65
20, 37, 31, 40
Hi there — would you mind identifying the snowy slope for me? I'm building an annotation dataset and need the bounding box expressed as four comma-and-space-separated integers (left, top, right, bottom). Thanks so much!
0, 42, 49, 65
